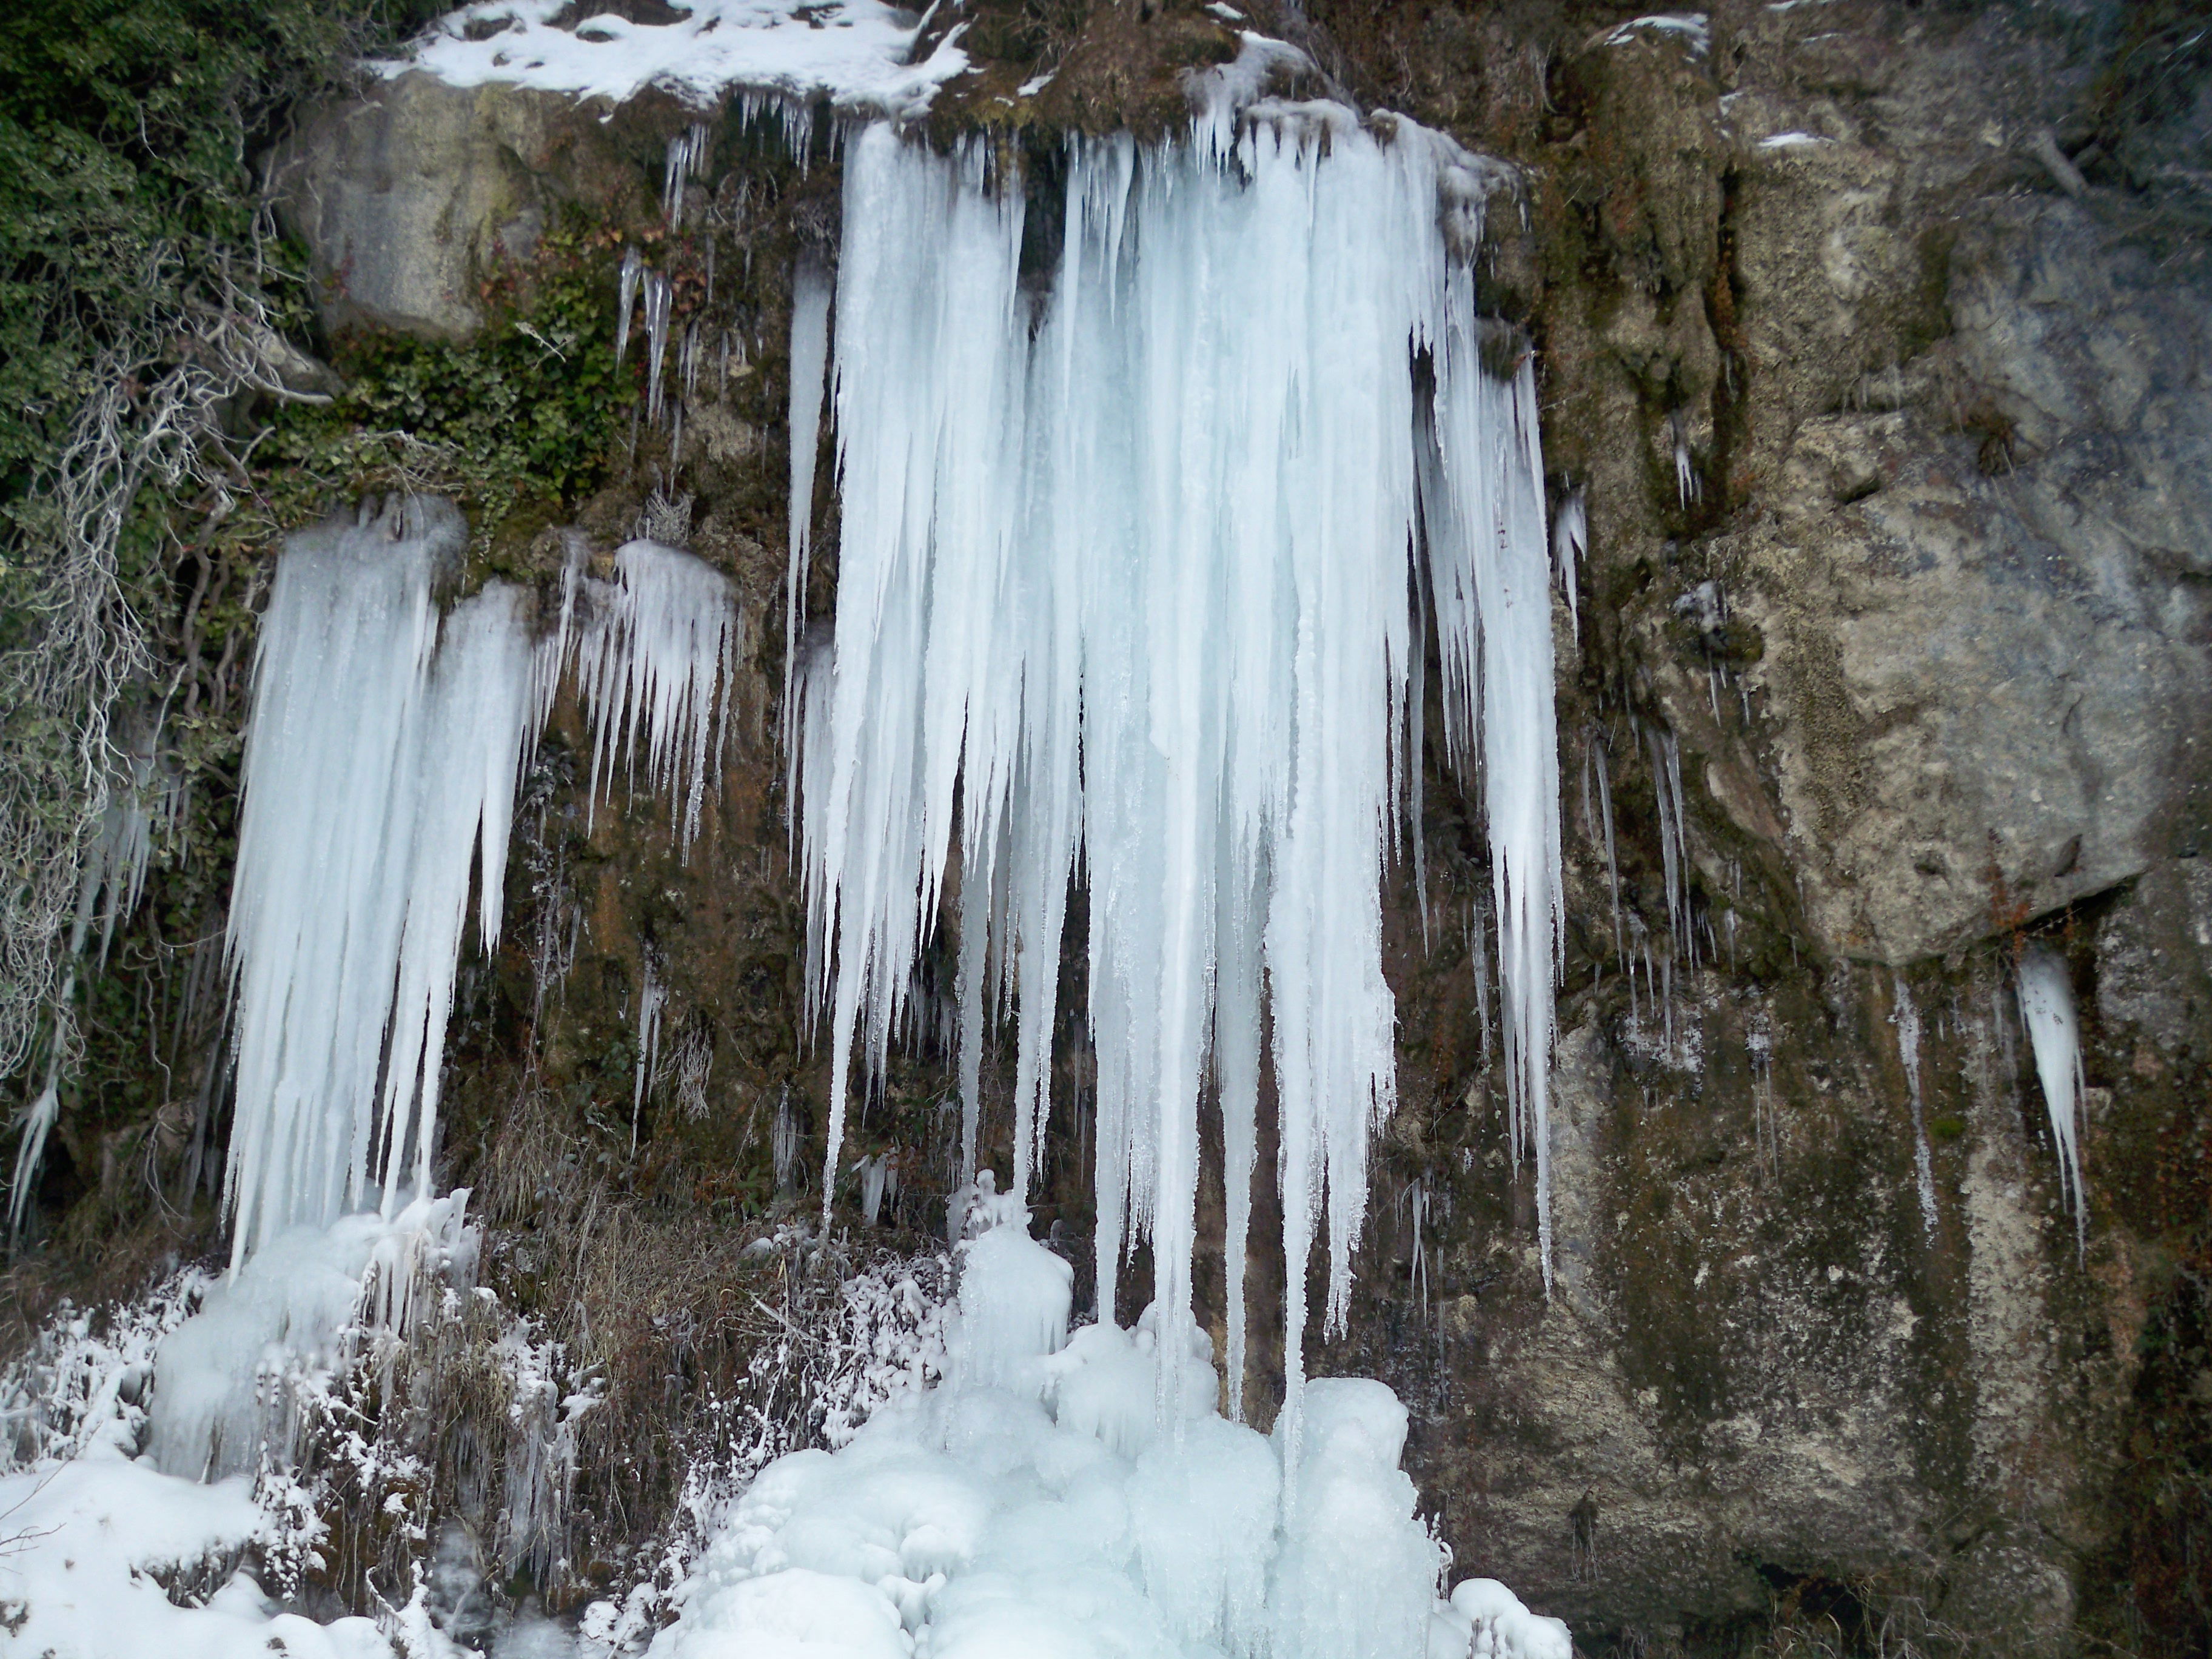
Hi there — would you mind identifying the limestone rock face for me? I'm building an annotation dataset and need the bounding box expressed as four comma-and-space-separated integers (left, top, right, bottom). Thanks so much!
271, 73, 617, 340
1718, 191, 2212, 964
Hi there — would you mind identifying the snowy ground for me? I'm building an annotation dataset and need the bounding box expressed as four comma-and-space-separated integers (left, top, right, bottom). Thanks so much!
0, 1190, 1569, 1659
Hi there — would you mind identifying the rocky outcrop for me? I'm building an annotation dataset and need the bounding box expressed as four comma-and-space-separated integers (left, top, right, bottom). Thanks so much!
28, 1, 2208, 1654
269, 72, 661, 340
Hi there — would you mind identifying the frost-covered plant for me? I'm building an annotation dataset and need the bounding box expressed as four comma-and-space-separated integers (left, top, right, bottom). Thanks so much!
0, 1268, 206, 1470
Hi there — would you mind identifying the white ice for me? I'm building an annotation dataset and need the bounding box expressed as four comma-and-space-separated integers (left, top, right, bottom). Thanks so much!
0, 1201, 479, 1659
649, 1193, 1535, 1659
2016, 946, 2087, 1248
794, 115, 1563, 1436
227, 508, 737, 1272
225, 499, 539, 1267
573, 539, 740, 856
150, 1191, 477, 1481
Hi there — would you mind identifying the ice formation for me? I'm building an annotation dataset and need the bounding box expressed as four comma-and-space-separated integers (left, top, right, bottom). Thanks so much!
225, 499, 540, 1268
794, 118, 1563, 1430
651, 1193, 1520, 1659
151, 1191, 477, 1480
0, 1204, 478, 1659
226, 503, 736, 1268
2016, 945, 2087, 1245
574, 540, 742, 854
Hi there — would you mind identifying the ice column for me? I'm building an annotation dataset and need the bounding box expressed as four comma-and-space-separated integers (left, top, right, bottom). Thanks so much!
793, 118, 1561, 1424
226, 498, 537, 1268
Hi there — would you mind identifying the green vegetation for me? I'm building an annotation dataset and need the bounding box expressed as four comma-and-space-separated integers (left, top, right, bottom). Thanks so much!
0, 0, 438, 1094
247, 219, 637, 565
0, 1, 637, 1176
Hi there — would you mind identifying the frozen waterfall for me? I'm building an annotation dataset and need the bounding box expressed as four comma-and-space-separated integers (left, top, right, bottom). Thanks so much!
224, 499, 736, 1267
792, 115, 1564, 1436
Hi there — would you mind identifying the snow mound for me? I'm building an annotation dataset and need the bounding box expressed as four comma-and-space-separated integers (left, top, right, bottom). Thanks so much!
650, 1192, 1570, 1659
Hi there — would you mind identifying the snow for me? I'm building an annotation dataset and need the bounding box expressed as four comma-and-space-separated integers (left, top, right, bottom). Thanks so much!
1442, 1580, 1573, 1659
150, 1193, 477, 1481
794, 116, 1563, 1439
0, 1211, 484, 1659
1757, 132, 1832, 150
2016, 946, 2087, 1248
0, 1455, 394, 1659
648, 1196, 1541, 1659
399, 0, 969, 120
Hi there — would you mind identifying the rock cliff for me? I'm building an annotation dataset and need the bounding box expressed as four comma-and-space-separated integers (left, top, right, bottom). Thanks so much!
11, 2, 2210, 1653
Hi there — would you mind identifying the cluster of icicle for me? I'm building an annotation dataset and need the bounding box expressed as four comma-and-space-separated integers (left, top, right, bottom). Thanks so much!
789, 113, 1563, 1443
8, 721, 177, 1232
616, 114, 798, 457
223, 497, 736, 1267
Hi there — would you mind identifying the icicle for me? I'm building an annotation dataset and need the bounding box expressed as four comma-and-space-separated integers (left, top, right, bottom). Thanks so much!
224, 498, 538, 1268
784, 252, 833, 759
1592, 734, 1621, 962
643, 272, 672, 426
634, 951, 665, 1155
1407, 559, 1430, 942
2017, 946, 2087, 1250
1552, 486, 1585, 638
575, 540, 739, 854
1646, 724, 1691, 965
69, 725, 171, 968
615, 246, 643, 370
7, 996, 66, 1234
663, 122, 709, 230
857, 1151, 896, 1225
1421, 309, 1562, 1295
1894, 972, 1938, 1241
1465, 894, 1492, 1064
1671, 409, 1698, 508
796, 121, 1554, 1431
771, 1086, 802, 1194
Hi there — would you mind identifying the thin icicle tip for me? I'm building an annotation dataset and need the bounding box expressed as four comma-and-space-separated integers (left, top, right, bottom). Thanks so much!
2016, 945, 2088, 1248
